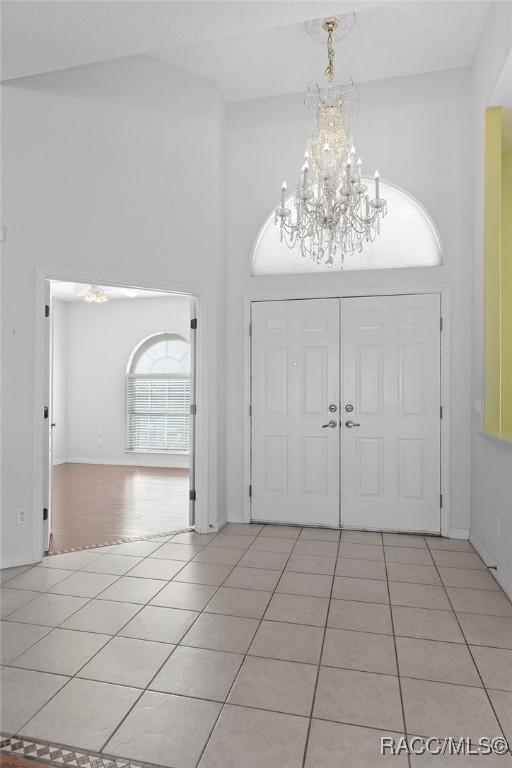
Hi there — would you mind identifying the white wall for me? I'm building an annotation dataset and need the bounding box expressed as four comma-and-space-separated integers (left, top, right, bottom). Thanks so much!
59, 294, 190, 468
470, 3, 512, 597
51, 299, 68, 464
225, 68, 473, 534
1, 55, 226, 566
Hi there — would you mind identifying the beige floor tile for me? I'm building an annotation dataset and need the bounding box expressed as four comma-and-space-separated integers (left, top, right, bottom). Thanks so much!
396, 636, 481, 686
470, 645, 512, 690
0, 667, 69, 733
322, 627, 397, 675
0, 565, 33, 584
0, 621, 51, 665
119, 605, 198, 644
314, 667, 404, 731
173, 562, 233, 586
152, 543, 204, 561
447, 587, 512, 617
336, 558, 387, 580
305, 720, 408, 768
151, 581, 218, 611
292, 540, 339, 557
384, 547, 433, 565
126, 558, 187, 580
108, 540, 164, 557
457, 613, 512, 649
5, 567, 73, 592
382, 533, 427, 548
249, 536, 296, 553
249, 620, 324, 664
438, 567, 501, 590
387, 563, 441, 585
97, 576, 167, 604
431, 551, 486, 570
389, 582, 451, 610
193, 547, 244, 566
299, 528, 340, 542
264, 593, 329, 626
48, 571, 119, 598
208, 534, 252, 549
205, 587, 272, 619
21, 678, 141, 752
276, 571, 333, 598
198, 704, 308, 768
333, 576, 389, 604
220, 523, 263, 536
61, 599, 141, 635
78, 636, 174, 688
260, 525, 301, 539
12, 627, 110, 675
170, 532, 217, 545
392, 606, 464, 643
339, 543, 384, 561
151, 646, 243, 701
286, 554, 336, 575
426, 538, 474, 552
488, 689, 512, 742
238, 550, 289, 570
228, 656, 317, 716
80, 554, 143, 576
409, 752, 512, 766
342, 530, 383, 544
328, 599, 393, 635
5, 593, 88, 627
0, 588, 39, 618
401, 677, 501, 738
223, 566, 281, 591
42, 551, 102, 570
106, 691, 221, 768
181, 612, 259, 653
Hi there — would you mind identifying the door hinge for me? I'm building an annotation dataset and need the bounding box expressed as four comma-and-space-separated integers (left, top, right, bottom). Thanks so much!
249, 404, 252, 417
190, 318, 197, 330
440, 317, 443, 332
45, 304, 50, 318
43, 507, 48, 521
249, 323, 252, 337
440, 405, 443, 419
249, 484, 252, 498
440, 493, 443, 508
190, 404, 197, 416
44, 406, 49, 419
189, 489, 196, 502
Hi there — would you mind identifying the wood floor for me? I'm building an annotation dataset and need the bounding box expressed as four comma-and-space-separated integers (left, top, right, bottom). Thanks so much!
50, 463, 189, 552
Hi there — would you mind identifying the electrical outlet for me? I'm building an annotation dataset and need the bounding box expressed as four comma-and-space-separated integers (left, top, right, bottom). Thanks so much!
17, 509, 27, 525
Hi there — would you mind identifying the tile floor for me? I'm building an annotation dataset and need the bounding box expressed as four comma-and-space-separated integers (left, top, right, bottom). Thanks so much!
1, 525, 512, 768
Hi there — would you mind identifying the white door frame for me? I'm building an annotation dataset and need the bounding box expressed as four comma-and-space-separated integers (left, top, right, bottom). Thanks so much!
32, 266, 218, 561
243, 284, 450, 536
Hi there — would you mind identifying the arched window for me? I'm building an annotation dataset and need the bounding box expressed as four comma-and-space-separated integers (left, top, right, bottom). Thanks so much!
126, 333, 191, 453
252, 178, 442, 275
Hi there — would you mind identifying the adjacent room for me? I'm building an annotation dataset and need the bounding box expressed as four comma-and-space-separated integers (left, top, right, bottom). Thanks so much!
0, 2, 511, 767
47, 281, 193, 552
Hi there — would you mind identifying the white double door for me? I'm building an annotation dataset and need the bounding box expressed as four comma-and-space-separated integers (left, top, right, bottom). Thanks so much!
251, 294, 441, 533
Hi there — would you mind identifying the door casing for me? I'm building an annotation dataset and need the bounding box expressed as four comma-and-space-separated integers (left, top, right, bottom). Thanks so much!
243, 286, 451, 535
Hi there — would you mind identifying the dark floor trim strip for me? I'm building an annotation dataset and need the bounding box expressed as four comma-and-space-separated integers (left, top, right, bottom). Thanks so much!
47, 528, 191, 556
0, 735, 164, 768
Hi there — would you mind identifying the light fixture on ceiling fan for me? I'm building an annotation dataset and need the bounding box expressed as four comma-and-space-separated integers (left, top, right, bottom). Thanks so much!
275, 15, 387, 267
84, 285, 110, 303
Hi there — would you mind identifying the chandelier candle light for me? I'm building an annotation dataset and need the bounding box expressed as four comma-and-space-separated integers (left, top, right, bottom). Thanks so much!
275, 16, 387, 267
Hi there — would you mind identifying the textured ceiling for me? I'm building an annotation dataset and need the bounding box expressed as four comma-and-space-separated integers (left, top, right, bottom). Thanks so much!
1, 1, 490, 101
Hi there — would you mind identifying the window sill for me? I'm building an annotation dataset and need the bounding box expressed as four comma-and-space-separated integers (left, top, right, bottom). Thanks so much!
125, 450, 190, 456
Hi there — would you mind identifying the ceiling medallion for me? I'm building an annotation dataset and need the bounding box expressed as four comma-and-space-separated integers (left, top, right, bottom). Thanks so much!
275, 15, 387, 267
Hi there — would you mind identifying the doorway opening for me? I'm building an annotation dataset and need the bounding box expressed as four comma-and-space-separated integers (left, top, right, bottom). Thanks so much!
45, 280, 196, 553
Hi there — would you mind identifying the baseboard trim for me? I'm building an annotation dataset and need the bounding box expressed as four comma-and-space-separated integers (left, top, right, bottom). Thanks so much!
65, 456, 189, 469
52, 458, 67, 466
447, 528, 470, 540
470, 532, 512, 600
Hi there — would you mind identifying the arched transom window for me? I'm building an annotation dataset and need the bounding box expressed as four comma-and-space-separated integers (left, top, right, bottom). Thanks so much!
252, 178, 442, 275
126, 333, 191, 453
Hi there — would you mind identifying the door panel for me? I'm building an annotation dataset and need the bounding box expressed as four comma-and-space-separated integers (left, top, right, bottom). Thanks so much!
251, 299, 340, 526
342, 293, 441, 533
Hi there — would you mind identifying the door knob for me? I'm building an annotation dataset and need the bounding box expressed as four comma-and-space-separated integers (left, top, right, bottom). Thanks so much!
322, 420, 338, 428
345, 420, 360, 428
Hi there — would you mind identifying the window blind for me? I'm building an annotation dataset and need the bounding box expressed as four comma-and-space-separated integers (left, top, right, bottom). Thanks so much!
126, 376, 191, 453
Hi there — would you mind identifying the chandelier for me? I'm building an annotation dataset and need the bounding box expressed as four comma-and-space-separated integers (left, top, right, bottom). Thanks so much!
275, 16, 387, 267
84, 285, 109, 303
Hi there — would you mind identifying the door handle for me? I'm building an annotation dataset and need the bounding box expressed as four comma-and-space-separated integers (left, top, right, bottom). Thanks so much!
322, 420, 338, 428
345, 420, 360, 428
